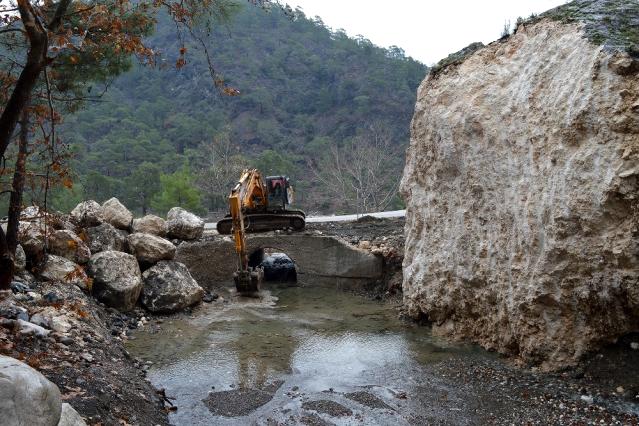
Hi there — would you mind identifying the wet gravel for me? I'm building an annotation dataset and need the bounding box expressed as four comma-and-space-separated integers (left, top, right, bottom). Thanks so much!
299, 413, 334, 426
203, 380, 284, 417
344, 391, 394, 410
301, 400, 353, 417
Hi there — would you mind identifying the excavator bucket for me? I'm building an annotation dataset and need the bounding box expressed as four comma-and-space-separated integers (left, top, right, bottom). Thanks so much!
234, 267, 263, 295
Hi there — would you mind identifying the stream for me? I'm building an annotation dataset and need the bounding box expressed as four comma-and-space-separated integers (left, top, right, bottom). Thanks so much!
126, 284, 488, 425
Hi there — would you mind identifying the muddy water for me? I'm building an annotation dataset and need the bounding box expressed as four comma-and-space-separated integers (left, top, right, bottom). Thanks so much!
126, 285, 486, 425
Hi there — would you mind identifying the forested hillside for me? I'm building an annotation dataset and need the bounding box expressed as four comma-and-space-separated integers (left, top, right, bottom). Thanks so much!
57, 4, 426, 216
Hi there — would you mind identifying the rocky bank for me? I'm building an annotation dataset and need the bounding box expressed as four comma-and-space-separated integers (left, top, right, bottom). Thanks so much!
0, 199, 212, 424
401, 1, 639, 369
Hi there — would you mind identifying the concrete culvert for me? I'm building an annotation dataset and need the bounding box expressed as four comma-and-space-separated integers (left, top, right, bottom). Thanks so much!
176, 234, 383, 290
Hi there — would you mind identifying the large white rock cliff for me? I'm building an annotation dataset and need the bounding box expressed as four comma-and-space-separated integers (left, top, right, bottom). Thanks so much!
401, 17, 638, 369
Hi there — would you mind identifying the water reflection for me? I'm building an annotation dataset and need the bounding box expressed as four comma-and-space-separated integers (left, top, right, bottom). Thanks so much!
126, 285, 474, 425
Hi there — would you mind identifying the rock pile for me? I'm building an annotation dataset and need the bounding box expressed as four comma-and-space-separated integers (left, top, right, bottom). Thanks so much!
12, 199, 205, 314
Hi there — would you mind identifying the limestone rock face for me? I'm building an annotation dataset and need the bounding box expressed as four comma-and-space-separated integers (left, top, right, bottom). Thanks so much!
127, 233, 176, 264
141, 260, 204, 313
70, 201, 103, 227
0, 355, 62, 426
401, 19, 639, 369
86, 223, 128, 254
87, 251, 142, 311
40, 255, 88, 291
132, 215, 167, 237
166, 207, 204, 240
101, 198, 133, 230
48, 230, 91, 264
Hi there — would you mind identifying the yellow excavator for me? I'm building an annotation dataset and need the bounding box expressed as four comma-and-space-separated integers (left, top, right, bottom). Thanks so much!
218, 169, 305, 293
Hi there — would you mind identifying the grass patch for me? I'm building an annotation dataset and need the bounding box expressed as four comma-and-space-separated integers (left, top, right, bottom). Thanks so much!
543, 0, 639, 56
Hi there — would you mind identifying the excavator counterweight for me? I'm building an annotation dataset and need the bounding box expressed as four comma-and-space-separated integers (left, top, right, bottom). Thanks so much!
221, 169, 305, 294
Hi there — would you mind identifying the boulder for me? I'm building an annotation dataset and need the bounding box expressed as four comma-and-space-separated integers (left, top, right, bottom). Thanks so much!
49, 215, 76, 232
29, 307, 74, 334
39, 255, 88, 291
85, 223, 128, 254
20, 207, 74, 232
70, 201, 103, 227
401, 18, 639, 369
0, 355, 62, 426
141, 260, 204, 313
16, 319, 50, 338
20, 205, 44, 222
48, 230, 91, 264
13, 270, 36, 288
14, 245, 26, 272
128, 233, 176, 264
131, 215, 167, 237
101, 198, 133, 230
18, 221, 45, 263
87, 251, 142, 311
166, 207, 204, 240
58, 403, 87, 426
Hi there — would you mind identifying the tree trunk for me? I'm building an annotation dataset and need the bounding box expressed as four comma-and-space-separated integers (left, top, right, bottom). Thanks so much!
0, 0, 50, 289
0, 227, 13, 290
6, 108, 29, 253
0, 0, 48, 160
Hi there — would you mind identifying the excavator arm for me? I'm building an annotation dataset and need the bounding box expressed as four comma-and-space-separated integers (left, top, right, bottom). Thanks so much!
229, 169, 266, 294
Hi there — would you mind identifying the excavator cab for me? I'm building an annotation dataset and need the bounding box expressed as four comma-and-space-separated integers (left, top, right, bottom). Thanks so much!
265, 176, 293, 210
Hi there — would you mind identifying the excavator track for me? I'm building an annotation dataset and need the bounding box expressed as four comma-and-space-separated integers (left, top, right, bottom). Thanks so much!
216, 211, 306, 235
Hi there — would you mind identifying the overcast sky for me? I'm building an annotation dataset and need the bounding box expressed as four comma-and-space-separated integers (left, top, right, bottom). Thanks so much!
285, 0, 568, 64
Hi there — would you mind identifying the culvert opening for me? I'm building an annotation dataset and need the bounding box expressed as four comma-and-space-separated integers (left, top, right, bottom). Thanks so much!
248, 248, 297, 283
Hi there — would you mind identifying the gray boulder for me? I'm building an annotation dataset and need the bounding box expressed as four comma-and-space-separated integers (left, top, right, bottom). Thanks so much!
18, 221, 45, 263
0, 355, 62, 425
48, 230, 91, 264
13, 270, 36, 288
16, 319, 50, 338
20, 205, 43, 221
167, 207, 204, 240
39, 255, 88, 291
58, 403, 87, 426
86, 222, 128, 254
14, 245, 26, 272
29, 307, 74, 334
101, 198, 133, 230
141, 260, 204, 313
131, 215, 167, 237
88, 251, 142, 311
128, 233, 175, 264
70, 200, 103, 227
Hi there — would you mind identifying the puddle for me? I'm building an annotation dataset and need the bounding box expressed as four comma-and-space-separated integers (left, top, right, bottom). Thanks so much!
126, 285, 484, 425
